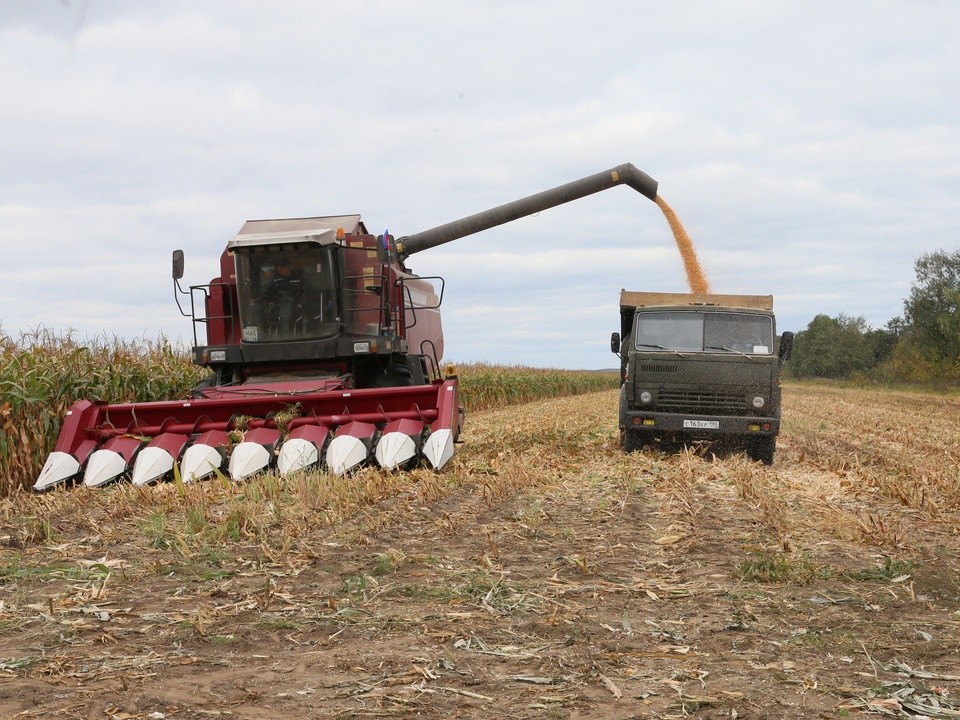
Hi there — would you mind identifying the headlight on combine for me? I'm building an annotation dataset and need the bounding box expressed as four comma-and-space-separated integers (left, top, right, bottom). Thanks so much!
752, 396, 765, 409
640, 391, 653, 404
200, 349, 227, 363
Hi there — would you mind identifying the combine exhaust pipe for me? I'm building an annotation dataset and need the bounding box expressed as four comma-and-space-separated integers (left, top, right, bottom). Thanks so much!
397, 163, 658, 257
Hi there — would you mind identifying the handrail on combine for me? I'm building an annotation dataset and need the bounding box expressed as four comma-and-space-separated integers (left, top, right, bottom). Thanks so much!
172, 250, 236, 348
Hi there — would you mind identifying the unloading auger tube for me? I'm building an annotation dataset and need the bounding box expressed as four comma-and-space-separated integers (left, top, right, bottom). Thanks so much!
33, 163, 659, 492
396, 163, 658, 257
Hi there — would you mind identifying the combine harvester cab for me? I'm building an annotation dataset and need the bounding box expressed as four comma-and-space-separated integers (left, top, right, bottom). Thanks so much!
37, 164, 663, 491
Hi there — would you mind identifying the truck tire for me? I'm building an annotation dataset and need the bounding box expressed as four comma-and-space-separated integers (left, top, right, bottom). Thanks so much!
618, 386, 636, 452
621, 427, 644, 453
748, 436, 776, 465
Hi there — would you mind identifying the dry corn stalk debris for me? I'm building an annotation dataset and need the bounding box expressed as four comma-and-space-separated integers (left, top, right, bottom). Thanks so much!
1, 383, 960, 719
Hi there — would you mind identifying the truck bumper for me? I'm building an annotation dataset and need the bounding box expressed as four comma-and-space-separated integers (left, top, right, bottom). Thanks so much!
622, 410, 780, 438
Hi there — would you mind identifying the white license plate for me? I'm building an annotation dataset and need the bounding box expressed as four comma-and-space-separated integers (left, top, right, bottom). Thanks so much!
683, 419, 720, 430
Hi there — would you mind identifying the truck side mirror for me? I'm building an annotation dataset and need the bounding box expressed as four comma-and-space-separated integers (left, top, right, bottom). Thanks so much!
172, 249, 185, 281
778, 331, 795, 364
610, 332, 621, 354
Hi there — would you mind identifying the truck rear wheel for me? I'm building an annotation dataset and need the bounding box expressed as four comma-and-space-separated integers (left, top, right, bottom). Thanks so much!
748, 436, 776, 465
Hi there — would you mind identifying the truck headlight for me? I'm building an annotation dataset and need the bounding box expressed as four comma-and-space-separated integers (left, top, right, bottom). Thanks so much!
752, 396, 765, 409
640, 391, 652, 403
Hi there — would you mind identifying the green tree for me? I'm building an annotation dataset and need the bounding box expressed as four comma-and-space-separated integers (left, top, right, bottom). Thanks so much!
790, 314, 875, 379
865, 318, 902, 366
902, 249, 960, 361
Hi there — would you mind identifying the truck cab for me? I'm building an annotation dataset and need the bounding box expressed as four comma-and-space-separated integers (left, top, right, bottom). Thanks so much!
611, 291, 793, 464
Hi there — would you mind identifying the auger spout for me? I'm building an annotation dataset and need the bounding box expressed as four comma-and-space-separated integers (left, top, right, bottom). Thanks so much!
396, 163, 658, 258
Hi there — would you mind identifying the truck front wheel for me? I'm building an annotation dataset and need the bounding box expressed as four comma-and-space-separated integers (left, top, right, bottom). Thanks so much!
748, 436, 776, 465
619, 385, 644, 453
621, 427, 645, 453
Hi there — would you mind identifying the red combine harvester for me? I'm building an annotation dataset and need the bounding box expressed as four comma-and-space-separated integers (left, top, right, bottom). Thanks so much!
35, 164, 659, 490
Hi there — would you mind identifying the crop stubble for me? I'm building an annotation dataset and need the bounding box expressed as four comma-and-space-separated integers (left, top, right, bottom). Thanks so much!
1, 384, 960, 719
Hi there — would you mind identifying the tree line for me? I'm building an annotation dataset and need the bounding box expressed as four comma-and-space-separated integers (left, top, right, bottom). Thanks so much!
785, 249, 960, 386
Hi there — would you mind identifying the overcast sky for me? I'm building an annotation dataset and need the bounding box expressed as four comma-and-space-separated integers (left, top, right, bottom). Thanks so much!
1, 0, 957, 369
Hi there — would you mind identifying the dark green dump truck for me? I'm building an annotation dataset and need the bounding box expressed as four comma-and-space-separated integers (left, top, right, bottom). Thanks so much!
611, 291, 794, 464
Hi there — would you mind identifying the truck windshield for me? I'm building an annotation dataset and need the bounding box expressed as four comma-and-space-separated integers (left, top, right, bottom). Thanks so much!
234, 243, 339, 343
635, 311, 774, 355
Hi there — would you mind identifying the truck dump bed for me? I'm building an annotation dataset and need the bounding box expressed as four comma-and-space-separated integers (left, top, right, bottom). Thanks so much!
619, 290, 773, 311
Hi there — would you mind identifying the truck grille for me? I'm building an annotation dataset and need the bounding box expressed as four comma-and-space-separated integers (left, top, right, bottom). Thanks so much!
639, 364, 677, 374
658, 389, 745, 415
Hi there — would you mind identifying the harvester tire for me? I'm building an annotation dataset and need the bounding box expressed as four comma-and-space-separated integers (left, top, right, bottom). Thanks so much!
189, 374, 219, 398
372, 362, 414, 388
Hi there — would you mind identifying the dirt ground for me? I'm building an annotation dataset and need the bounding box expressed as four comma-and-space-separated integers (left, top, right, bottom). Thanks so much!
2, 384, 960, 719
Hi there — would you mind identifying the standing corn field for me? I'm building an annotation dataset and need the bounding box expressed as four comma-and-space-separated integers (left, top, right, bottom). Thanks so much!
0, 330, 206, 496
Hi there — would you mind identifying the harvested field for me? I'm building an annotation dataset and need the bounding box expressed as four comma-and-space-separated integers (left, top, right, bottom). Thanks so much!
2, 383, 960, 719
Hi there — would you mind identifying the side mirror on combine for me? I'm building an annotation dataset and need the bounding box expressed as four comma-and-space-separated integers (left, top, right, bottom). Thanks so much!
172, 249, 191, 318
610, 332, 621, 355
172, 249, 185, 280
778, 331, 795, 365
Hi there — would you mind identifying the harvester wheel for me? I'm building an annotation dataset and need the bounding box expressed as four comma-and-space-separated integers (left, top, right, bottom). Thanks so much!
372, 361, 414, 388
189, 374, 219, 397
